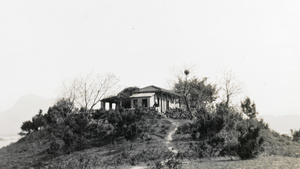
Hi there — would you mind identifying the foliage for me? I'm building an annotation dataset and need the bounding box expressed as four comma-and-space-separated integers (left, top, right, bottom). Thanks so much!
44, 98, 74, 125
193, 108, 224, 141
173, 74, 218, 117
20, 120, 34, 135
20, 109, 48, 135
164, 154, 182, 169
175, 103, 265, 159
291, 128, 300, 142
32, 110, 47, 131
189, 107, 226, 157
236, 119, 264, 159
19, 98, 166, 157
8, 70, 300, 168
165, 108, 192, 119
117, 86, 139, 108
241, 97, 258, 119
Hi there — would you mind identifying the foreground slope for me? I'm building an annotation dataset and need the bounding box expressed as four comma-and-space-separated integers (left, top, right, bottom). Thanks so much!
0, 114, 173, 168
1, 105, 300, 168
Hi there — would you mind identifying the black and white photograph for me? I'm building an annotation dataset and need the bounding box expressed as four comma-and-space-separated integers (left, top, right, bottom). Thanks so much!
1, 0, 300, 168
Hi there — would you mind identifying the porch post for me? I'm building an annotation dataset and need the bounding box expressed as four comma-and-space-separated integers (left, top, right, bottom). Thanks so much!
161, 92, 163, 112
101, 101, 106, 110
109, 102, 113, 110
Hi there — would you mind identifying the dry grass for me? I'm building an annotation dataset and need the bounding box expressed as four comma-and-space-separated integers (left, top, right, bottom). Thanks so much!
0, 118, 173, 169
2, 117, 300, 169
170, 119, 300, 169
0, 132, 52, 169
180, 156, 300, 169
260, 129, 300, 158
112, 156, 300, 169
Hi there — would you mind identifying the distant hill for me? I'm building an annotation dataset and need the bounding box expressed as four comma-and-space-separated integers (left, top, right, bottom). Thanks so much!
259, 114, 300, 134
0, 94, 55, 135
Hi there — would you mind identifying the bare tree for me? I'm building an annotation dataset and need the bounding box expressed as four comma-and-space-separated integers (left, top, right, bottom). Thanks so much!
61, 72, 119, 113
221, 70, 242, 107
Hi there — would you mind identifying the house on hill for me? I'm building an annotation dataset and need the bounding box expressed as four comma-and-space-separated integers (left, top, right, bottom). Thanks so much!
130, 85, 181, 113
101, 85, 181, 113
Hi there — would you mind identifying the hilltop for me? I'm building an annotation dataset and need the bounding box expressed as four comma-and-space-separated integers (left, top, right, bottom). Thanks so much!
0, 107, 174, 168
1, 100, 300, 168
1, 72, 300, 168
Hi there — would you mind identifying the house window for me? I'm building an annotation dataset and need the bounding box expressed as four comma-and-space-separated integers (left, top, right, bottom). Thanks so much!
166, 100, 169, 110
133, 99, 138, 108
142, 99, 148, 108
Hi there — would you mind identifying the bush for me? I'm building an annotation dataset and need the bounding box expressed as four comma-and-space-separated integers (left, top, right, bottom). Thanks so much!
189, 107, 226, 157
179, 104, 265, 159
165, 108, 192, 119
20, 120, 34, 135
48, 141, 61, 154
291, 129, 300, 142
236, 120, 264, 159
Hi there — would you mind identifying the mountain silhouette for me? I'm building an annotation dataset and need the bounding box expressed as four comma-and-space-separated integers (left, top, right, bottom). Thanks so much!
259, 114, 300, 134
0, 94, 55, 135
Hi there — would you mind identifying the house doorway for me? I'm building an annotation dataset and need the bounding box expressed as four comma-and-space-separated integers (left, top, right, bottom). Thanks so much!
166, 100, 169, 110
142, 99, 148, 108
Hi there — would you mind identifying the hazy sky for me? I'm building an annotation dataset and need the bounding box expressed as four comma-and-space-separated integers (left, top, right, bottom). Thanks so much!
0, 0, 299, 115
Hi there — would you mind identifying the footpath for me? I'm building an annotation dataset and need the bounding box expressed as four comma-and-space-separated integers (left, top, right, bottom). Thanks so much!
131, 119, 179, 169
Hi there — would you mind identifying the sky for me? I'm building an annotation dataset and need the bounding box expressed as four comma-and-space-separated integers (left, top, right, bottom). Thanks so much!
0, 0, 300, 116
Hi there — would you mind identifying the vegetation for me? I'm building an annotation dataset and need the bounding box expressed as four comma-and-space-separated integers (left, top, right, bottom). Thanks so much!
241, 97, 258, 119
291, 128, 300, 142
173, 69, 218, 118
1, 70, 300, 168
173, 102, 265, 160
117, 86, 140, 108
2, 99, 174, 168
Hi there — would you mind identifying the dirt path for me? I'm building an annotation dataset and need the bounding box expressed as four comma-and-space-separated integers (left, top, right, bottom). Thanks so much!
165, 119, 179, 154
130, 119, 179, 169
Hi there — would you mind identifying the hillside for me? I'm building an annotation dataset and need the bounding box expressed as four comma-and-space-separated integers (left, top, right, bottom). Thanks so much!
1, 100, 300, 168
1, 115, 300, 169
0, 114, 173, 168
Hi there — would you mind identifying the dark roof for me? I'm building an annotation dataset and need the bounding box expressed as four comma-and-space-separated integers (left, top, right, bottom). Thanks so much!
130, 92, 155, 98
136, 85, 181, 97
101, 95, 119, 103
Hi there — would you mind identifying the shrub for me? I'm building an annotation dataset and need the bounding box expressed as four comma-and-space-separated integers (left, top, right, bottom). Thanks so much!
236, 120, 264, 159
48, 141, 61, 154
193, 108, 224, 141
189, 107, 226, 157
164, 155, 182, 169
291, 129, 300, 142
177, 123, 192, 135
165, 108, 192, 119
20, 120, 34, 135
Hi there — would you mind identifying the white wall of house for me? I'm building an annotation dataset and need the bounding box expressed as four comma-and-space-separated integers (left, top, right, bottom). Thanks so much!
149, 95, 155, 107
130, 96, 155, 108
169, 97, 180, 109
130, 93, 180, 113
101, 102, 116, 110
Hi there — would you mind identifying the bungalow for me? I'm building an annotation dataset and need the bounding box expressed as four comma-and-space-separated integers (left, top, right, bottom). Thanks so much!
130, 85, 181, 113
100, 85, 181, 113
